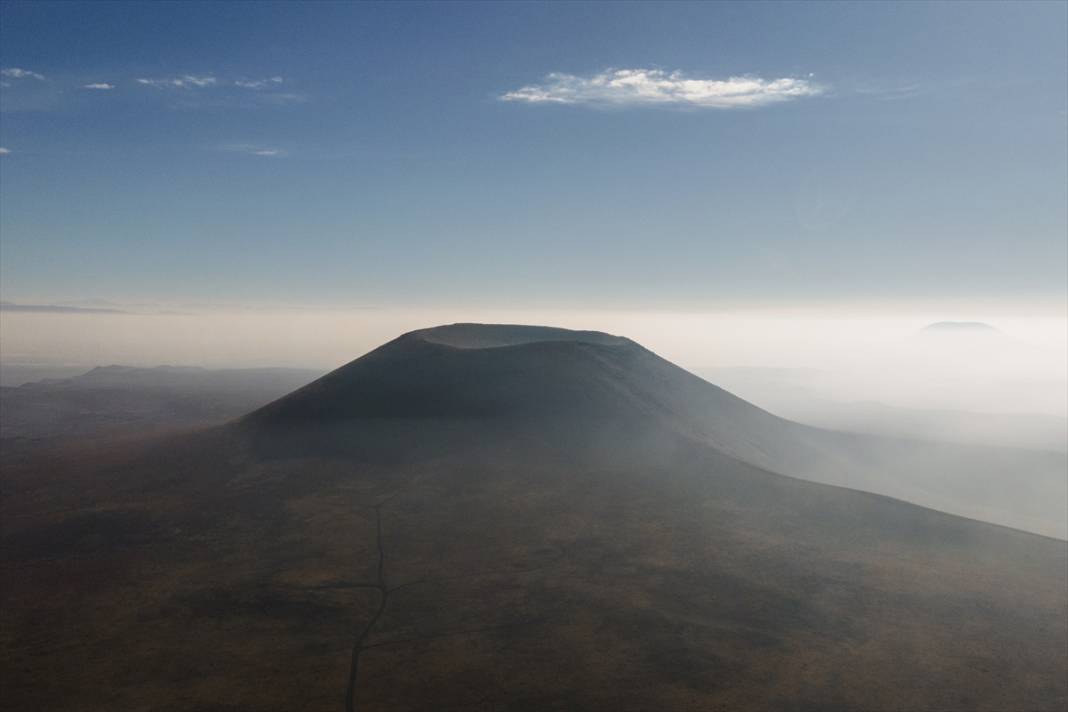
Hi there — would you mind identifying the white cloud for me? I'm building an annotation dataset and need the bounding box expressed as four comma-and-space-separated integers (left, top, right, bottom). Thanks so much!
500, 68, 824, 108
0, 147, 10, 155
83, 82, 115, 90
1, 67, 46, 81
235, 76, 284, 89
136, 75, 217, 88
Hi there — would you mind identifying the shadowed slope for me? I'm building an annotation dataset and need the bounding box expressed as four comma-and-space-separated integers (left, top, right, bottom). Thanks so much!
251, 327, 654, 423
249, 323, 1068, 538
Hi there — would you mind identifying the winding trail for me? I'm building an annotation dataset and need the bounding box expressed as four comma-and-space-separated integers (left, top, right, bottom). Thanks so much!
342, 479, 564, 711
344, 500, 390, 712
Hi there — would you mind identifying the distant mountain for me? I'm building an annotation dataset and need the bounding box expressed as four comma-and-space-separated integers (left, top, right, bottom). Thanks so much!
3, 324, 1065, 711
0, 364, 89, 387
0, 365, 322, 441
0, 300, 127, 314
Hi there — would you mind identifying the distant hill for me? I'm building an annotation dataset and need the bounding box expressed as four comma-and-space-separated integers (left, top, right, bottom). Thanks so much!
3, 324, 1065, 711
0, 300, 127, 314
0, 365, 322, 441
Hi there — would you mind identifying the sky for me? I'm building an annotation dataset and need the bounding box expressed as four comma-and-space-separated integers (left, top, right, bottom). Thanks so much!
1, 0, 1065, 313
0, 0, 1066, 416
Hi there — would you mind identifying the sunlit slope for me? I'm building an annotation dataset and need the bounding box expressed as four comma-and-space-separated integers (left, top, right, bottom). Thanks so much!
250, 323, 1068, 538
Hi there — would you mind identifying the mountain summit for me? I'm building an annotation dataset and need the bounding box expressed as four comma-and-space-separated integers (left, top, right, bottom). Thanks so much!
250, 324, 656, 424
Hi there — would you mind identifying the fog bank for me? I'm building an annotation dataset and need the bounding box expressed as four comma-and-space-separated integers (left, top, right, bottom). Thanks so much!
2, 306, 1065, 418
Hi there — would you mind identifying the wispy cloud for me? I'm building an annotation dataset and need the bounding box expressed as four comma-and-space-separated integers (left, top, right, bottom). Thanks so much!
257, 92, 307, 106
235, 76, 284, 89
132, 74, 301, 107
854, 82, 923, 101
136, 75, 217, 89
1, 67, 46, 81
0, 147, 10, 155
0, 301, 127, 314
82, 82, 115, 90
501, 68, 824, 109
222, 143, 287, 157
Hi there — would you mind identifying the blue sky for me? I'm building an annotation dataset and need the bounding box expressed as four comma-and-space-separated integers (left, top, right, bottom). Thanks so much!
1, 1, 1065, 310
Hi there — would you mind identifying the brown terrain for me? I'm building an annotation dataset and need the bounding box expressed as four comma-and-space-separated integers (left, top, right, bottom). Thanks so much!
2, 324, 1066, 711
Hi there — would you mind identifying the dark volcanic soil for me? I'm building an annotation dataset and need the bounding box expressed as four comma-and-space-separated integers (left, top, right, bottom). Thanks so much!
3, 324, 1066, 711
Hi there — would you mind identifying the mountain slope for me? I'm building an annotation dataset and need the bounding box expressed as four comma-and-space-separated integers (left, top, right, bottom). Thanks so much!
251, 323, 1067, 538
3, 324, 1065, 711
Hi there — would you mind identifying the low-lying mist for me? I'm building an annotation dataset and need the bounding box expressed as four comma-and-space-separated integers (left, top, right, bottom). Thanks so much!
2, 306, 1065, 427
